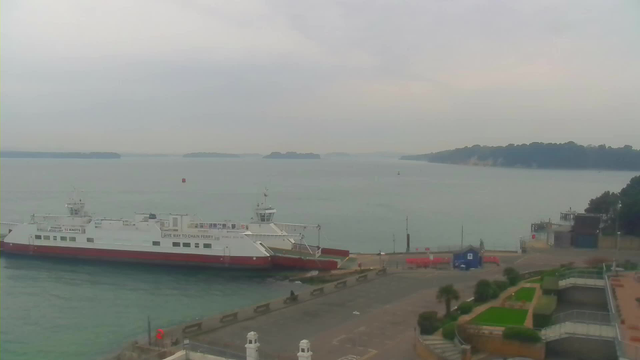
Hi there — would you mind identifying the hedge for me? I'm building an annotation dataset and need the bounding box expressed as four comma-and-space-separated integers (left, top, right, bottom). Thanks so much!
492, 280, 510, 293
532, 295, 557, 328
417, 311, 441, 335
457, 301, 474, 315
442, 322, 457, 341
502, 326, 542, 343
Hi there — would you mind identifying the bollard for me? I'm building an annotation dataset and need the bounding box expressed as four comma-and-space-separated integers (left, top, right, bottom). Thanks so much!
356, 274, 368, 282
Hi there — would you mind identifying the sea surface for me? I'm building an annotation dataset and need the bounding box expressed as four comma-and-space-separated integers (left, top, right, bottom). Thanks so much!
0, 157, 636, 359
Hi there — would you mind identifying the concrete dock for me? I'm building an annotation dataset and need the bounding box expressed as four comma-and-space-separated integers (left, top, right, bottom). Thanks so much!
116, 249, 640, 360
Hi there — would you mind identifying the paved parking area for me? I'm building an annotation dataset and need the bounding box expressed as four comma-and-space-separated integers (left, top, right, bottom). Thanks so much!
191, 249, 640, 360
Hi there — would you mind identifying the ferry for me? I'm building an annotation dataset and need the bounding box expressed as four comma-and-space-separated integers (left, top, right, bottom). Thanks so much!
0, 192, 348, 270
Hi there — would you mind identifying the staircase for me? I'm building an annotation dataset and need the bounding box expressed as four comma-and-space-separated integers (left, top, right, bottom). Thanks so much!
421, 336, 461, 360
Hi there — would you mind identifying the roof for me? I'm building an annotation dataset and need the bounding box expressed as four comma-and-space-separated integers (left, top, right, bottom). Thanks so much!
452, 245, 482, 255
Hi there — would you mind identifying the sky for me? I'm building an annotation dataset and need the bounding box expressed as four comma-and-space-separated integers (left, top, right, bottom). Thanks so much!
1, 0, 640, 154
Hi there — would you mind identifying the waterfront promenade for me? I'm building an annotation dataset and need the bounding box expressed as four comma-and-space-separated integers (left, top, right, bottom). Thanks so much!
184, 249, 640, 360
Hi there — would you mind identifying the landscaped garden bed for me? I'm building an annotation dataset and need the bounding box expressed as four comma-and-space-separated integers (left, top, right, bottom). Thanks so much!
470, 307, 529, 327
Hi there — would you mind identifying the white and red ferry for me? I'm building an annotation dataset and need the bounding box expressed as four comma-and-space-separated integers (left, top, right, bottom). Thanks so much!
0, 192, 348, 270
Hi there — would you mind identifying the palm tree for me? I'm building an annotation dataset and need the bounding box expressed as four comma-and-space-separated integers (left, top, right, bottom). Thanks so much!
437, 284, 460, 315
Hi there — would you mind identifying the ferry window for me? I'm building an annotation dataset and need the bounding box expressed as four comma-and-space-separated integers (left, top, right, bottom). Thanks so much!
61, 236, 67, 241
53, 236, 57, 240
203, 243, 212, 249
172, 242, 180, 247
212, 223, 217, 229
35, 235, 42, 240
69, 237, 76, 242
172, 217, 178, 228
231, 224, 236, 230
195, 243, 200, 248
87, 238, 94, 243
152, 241, 161, 246
222, 224, 227, 229
182, 242, 191, 248
44, 235, 50, 240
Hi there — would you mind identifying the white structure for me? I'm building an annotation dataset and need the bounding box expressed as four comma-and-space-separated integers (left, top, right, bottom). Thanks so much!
0, 192, 331, 270
297, 340, 312, 360
163, 332, 311, 360
245, 332, 259, 360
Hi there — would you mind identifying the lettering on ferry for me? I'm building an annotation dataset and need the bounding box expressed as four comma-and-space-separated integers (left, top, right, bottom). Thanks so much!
161, 233, 220, 240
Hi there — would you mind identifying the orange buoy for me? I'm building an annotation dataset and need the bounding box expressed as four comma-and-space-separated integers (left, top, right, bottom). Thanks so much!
182, 178, 186, 183
156, 329, 165, 340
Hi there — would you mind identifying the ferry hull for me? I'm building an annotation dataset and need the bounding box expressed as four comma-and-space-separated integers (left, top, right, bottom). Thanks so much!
271, 254, 339, 271
0, 241, 272, 269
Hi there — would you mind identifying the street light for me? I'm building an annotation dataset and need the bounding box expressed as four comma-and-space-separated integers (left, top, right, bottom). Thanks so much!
615, 201, 621, 264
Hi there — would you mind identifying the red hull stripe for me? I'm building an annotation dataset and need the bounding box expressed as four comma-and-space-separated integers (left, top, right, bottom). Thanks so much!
271, 255, 338, 271
0, 242, 272, 269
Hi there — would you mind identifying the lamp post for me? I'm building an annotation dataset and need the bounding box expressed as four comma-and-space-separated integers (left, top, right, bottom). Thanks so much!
615, 201, 621, 265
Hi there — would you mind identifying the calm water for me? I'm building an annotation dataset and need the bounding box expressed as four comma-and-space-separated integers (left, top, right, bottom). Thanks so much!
1, 158, 636, 359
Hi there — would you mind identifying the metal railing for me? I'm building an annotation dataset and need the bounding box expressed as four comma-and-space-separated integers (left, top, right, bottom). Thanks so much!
558, 269, 604, 280
542, 321, 616, 341
552, 310, 611, 325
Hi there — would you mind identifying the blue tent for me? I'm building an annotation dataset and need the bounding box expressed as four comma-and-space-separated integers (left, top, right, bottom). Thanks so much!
452, 245, 483, 270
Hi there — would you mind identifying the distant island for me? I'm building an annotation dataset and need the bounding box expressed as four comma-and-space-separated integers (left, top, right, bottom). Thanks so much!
183, 152, 240, 158
1, 151, 121, 159
263, 152, 321, 159
401, 142, 640, 171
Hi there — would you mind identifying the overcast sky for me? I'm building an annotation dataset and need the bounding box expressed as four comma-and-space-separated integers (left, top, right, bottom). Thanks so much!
2, 0, 639, 154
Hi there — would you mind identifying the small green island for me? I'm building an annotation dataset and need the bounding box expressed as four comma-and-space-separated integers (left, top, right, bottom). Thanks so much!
183, 152, 240, 158
1, 151, 121, 159
401, 142, 640, 171
263, 152, 321, 159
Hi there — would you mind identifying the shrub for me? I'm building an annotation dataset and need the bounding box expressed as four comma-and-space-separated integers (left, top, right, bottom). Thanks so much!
502, 326, 542, 343
492, 280, 510, 293
457, 301, 474, 315
532, 295, 557, 328
444, 311, 460, 324
417, 311, 441, 335
474, 279, 498, 302
442, 322, 457, 341
503, 267, 521, 286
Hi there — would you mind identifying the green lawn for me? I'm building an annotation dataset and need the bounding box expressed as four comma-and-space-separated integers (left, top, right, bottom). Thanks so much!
471, 307, 529, 327
513, 287, 536, 302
